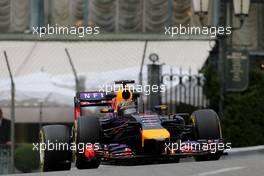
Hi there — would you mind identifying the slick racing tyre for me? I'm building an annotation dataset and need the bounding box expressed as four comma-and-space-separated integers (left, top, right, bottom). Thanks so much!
75, 116, 101, 169
190, 109, 223, 161
39, 125, 72, 172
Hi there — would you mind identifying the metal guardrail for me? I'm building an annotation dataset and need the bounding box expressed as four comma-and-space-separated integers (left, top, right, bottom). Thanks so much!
0, 145, 11, 174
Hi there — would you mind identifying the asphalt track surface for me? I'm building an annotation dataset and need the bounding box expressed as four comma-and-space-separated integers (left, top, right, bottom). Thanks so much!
8, 150, 264, 176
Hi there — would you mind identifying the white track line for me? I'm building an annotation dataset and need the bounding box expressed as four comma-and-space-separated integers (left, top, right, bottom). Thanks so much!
193, 166, 245, 176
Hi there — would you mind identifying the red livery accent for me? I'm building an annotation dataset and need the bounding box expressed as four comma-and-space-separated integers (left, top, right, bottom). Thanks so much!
85, 146, 95, 159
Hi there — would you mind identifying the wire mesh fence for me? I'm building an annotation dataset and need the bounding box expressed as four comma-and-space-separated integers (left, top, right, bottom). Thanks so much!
0, 40, 212, 123
0, 145, 11, 174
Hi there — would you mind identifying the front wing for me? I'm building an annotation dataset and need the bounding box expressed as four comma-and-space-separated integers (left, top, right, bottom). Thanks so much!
93, 139, 224, 160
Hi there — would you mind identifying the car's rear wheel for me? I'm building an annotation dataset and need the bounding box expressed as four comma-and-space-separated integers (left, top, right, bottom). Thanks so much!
75, 116, 101, 169
190, 109, 223, 161
39, 125, 72, 172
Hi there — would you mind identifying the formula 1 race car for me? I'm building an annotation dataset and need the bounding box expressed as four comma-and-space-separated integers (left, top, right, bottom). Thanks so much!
39, 80, 224, 172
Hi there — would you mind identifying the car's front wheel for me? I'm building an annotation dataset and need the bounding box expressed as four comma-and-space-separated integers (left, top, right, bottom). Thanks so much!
39, 125, 72, 172
75, 116, 101, 169
190, 109, 223, 161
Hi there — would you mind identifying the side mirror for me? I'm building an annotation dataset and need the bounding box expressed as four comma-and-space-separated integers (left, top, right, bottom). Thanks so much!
154, 105, 168, 111
100, 107, 114, 113
154, 105, 168, 115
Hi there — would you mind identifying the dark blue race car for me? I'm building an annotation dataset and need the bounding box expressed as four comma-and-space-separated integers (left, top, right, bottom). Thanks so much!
39, 80, 224, 172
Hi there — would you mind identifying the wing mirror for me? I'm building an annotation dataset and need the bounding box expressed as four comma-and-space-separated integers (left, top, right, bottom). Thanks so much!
154, 105, 168, 115
154, 105, 168, 111
100, 107, 114, 113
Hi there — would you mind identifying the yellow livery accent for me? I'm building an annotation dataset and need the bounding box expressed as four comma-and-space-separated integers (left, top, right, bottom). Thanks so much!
141, 129, 170, 147
116, 89, 133, 104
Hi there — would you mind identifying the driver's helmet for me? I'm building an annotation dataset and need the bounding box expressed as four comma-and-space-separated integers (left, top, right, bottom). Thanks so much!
118, 100, 137, 116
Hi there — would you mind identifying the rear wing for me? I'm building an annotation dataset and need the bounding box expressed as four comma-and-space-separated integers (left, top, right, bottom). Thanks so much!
74, 91, 112, 119
75, 92, 112, 107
